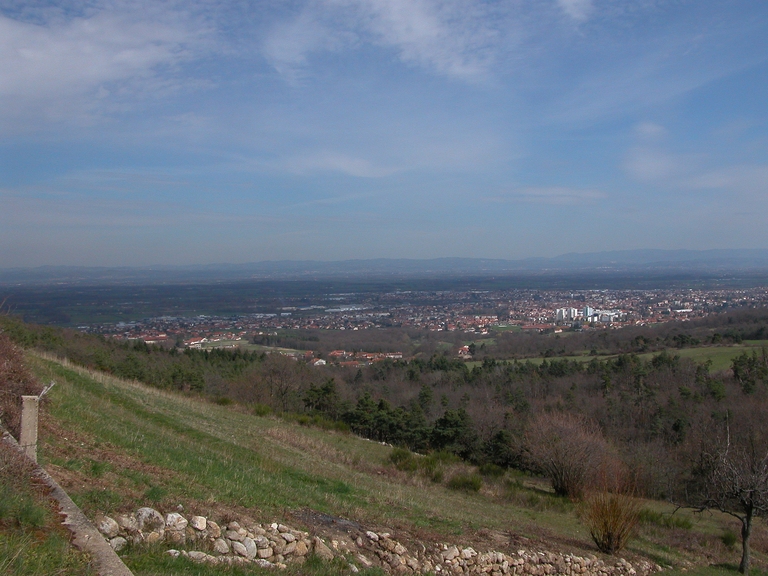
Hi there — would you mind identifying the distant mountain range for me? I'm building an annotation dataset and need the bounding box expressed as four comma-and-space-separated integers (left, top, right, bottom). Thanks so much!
2, 249, 768, 285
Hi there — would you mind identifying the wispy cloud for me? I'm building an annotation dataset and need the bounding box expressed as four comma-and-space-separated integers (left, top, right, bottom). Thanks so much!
0, 4, 214, 131
263, 0, 501, 82
556, 0, 592, 22
488, 186, 607, 205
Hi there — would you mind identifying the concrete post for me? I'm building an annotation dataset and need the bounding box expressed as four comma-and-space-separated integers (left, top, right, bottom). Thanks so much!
20, 395, 40, 463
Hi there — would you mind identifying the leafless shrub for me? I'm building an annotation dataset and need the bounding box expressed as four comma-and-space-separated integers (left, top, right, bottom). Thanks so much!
0, 334, 42, 439
525, 411, 611, 499
581, 465, 640, 554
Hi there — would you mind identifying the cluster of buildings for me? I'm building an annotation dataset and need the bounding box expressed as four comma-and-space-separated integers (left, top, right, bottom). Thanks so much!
81, 286, 768, 355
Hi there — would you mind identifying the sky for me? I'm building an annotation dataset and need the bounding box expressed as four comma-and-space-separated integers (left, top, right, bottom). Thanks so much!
1, 0, 767, 267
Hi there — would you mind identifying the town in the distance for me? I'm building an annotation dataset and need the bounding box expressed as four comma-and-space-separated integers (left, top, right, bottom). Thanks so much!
80, 285, 768, 363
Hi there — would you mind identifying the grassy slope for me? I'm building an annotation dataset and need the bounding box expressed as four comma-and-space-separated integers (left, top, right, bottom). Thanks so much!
28, 353, 767, 576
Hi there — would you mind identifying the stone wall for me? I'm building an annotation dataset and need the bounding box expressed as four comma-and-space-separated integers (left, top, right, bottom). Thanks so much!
96, 508, 663, 576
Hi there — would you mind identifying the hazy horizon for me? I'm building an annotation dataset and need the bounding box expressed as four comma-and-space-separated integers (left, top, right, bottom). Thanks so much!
2, 1, 767, 267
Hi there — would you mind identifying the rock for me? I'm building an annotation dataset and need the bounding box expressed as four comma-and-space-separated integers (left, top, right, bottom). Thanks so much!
394, 543, 407, 555
461, 548, 477, 560
294, 540, 309, 556
110, 536, 127, 552
443, 546, 460, 562
145, 530, 164, 545
136, 507, 165, 532
190, 515, 207, 531
232, 541, 248, 557
350, 564, 360, 573
96, 515, 120, 538
278, 524, 290, 533
255, 535, 271, 548
283, 541, 297, 555
165, 512, 188, 532
166, 549, 180, 558
258, 547, 274, 559
228, 521, 241, 531
213, 538, 230, 554
244, 537, 258, 560
166, 529, 185, 545
357, 554, 373, 568
208, 521, 221, 538
226, 529, 245, 542
282, 532, 296, 543
188, 550, 211, 563
313, 537, 334, 561
255, 559, 276, 569
366, 531, 380, 542
116, 514, 138, 533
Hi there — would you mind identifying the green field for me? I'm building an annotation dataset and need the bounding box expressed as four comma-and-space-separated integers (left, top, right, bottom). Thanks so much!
22, 352, 768, 576
502, 342, 768, 373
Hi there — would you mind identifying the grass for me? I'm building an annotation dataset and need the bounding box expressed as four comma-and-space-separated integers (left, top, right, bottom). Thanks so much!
516, 341, 768, 372
25, 352, 768, 575
0, 439, 95, 575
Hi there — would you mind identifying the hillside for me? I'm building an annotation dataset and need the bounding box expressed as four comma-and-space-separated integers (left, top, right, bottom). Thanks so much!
16, 351, 764, 576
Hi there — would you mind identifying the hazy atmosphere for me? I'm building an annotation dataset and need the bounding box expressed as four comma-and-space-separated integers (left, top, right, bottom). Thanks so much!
2, 0, 767, 267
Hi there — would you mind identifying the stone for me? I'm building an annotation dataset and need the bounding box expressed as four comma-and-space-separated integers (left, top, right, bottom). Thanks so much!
96, 515, 120, 538
145, 531, 164, 545
232, 541, 248, 557
208, 521, 221, 538
444, 546, 460, 562
283, 541, 297, 555
357, 554, 373, 568
188, 551, 211, 563
190, 515, 207, 531
243, 537, 258, 560
278, 524, 290, 533
116, 514, 138, 533
462, 548, 477, 560
258, 547, 274, 559
226, 529, 245, 542
313, 537, 334, 561
228, 521, 241, 531
136, 507, 165, 532
394, 543, 407, 555
110, 536, 128, 552
166, 529, 186, 545
165, 512, 188, 532
350, 564, 360, 573
255, 559, 276, 569
213, 538, 230, 554
255, 535, 271, 548
282, 532, 296, 543
166, 549, 180, 558
366, 531, 379, 542
294, 540, 309, 556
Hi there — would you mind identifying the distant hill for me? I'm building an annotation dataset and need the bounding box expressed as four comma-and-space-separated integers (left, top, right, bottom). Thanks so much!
2, 249, 768, 285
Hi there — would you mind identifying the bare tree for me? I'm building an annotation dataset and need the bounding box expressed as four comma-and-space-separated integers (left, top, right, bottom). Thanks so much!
695, 422, 768, 575
525, 412, 612, 499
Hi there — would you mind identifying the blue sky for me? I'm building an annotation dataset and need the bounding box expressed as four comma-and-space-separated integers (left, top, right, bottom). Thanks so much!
1, 0, 767, 267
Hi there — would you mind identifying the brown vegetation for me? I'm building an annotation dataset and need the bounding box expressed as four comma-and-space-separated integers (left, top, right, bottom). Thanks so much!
0, 333, 42, 439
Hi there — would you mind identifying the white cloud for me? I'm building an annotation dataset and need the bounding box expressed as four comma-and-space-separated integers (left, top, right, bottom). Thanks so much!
556, 0, 592, 22
683, 165, 768, 197
263, 0, 500, 81
0, 6, 212, 130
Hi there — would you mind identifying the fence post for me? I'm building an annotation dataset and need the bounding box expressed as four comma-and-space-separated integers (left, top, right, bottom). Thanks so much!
20, 395, 40, 462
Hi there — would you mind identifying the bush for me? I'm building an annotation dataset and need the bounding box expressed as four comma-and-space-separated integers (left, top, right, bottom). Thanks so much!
637, 508, 693, 530
0, 333, 43, 440
722, 529, 738, 550
582, 491, 640, 554
252, 403, 272, 416
447, 473, 482, 492
389, 448, 418, 472
525, 412, 611, 499
479, 463, 505, 478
